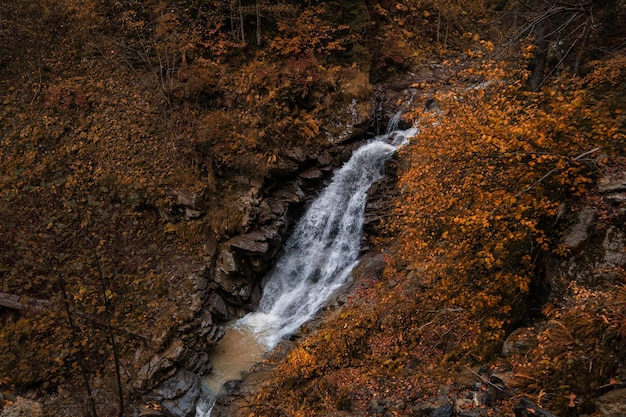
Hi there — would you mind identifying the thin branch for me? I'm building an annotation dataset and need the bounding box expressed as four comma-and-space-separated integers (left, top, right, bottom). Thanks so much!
514, 147, 601, 199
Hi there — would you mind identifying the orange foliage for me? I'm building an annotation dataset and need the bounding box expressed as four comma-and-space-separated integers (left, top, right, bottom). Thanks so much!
387, 57, 623, 349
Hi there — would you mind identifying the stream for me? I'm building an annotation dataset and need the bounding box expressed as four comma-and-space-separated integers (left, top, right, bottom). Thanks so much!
195, 126, 418, 416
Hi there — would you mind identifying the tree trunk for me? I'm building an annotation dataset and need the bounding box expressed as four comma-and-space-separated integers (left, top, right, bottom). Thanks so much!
239, 0, 246, 44
527, 20, 550, 92
256, 0, 262, 46
0, 292, 49, 313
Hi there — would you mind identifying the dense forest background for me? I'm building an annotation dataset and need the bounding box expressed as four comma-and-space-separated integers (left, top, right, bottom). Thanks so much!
1, 0, 625, 416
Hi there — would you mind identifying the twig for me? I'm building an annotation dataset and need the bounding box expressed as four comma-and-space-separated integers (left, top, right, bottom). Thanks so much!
465, 366, 503, 392
514, 147, 601, 199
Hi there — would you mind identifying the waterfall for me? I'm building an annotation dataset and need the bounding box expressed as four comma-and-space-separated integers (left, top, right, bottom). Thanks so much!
195, 126, 418, 417
386, 110, 404, 134
238, 126, 418, 349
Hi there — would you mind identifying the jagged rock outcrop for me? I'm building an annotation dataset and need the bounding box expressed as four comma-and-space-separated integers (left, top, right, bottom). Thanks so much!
546, 165, 626, 297
138, 122, 386, 414
155, 369, 201, 417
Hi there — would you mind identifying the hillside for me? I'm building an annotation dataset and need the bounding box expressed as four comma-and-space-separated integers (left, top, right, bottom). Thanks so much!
1, 1, 625, 416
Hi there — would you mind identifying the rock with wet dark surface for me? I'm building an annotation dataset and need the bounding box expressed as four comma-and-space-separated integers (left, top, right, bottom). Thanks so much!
598, 171, 626, 193
431, 402, 454, 417
595, 388, 626, 416
156, 368, 201, 417
513, 398, 557, 417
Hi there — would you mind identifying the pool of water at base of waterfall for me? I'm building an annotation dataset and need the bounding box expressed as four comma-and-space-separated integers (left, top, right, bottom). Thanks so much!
195, 325, 267, 416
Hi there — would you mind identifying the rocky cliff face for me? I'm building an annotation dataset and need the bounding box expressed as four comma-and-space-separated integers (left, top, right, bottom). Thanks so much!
130, 97, 392, 416
547, 166, 626, 295
131, 76, 424, 416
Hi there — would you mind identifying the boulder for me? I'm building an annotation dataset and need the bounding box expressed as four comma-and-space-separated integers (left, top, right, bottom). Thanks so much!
283, 147, 307, 164
595, 388, 626, 416
502, 327, 538, 357
563, 207, 596, 249
0, 396, 43, 417
213, 276, 252, 302
547, 223, 626, 295
300, 168, 324, 181
316, 151, 333, 167
273, 181, 305, 204
173, 189, 199, 208
268, 199, 287, 216
431, 403, 454, 417
156, 368, 201, 417
268, 156, 300, 179
513, 398, 557, 417
598, 171, 626, 193
228, 234, 268, 254
216, 248, 237, 275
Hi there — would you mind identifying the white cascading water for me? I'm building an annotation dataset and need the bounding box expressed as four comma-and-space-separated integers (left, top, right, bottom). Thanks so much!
195, 125, 418, 417
237, 126, 416, 348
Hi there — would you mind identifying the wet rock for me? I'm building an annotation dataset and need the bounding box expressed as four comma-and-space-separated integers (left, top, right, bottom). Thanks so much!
156, 368, 201, 417
216, 248, 237, 275
184, 208, 203, 219
182, 351, 210, 377
0, 396, 43, 417
173, 189, 199, 208
317, 151, 333, 167
502, 327, 537, 357
206, 292, 229, 321
213, 272, 253, 303
273, 180, 305, 204
563, 207, 596, 248
228, 234, 268, 254
269, 156, 300, 179
595, 388, 626, 416
135, 340, 186, 390
300, 168, 324, 180
431, 402, 454, 417
513, 398, 557, 417
363, 174, 396, 236
599, 171, 626, 193
227, 228, 279, 256
352, 252, 386, 281
268, 199, 287, 216
284, 147, 307, 164
205, 324, 225, 345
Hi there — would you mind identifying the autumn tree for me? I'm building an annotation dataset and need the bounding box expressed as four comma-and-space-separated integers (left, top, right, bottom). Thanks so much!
493, 0, 626, 91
